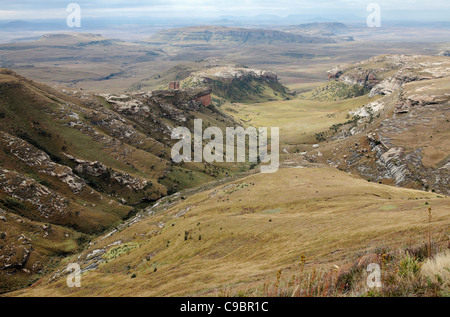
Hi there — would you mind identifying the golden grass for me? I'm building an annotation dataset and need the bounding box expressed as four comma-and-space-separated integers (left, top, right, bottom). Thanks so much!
421, 251, 450, 287
8, 166, 449, 297
223, 94, 373, 146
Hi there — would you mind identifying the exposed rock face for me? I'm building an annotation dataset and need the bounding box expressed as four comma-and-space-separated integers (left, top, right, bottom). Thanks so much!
327, 67, 343, 80
327, 55, 449, 98
189, 67, 279, 85
350, 101, 386, 118
183, 65, 288, 102
151, 87, 213, 109
367, 133, 412, 186
0, 131, 86, 194
103, 87, 212, 124
0, 168, 70, 219
100, 94, 150, 117
196, 93, 212, 107
73, 159, 107, 177
369, 76, 408, 97
316, 55, 450, 195
65, 155, 149, 191
327, 65, 379, 88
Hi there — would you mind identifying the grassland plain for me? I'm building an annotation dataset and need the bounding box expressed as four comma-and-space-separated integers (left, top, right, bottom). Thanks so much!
0, 32, 445, 93
7, 166, 449, 297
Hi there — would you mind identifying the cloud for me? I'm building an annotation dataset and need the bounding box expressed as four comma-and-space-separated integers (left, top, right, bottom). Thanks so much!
0, 0, 449, 20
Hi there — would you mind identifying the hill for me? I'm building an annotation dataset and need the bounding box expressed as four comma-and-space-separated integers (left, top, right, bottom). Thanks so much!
303, 54, 450, 195
7, 166, 449, 296
132, 58, 292, 103
0, 69, 245, 293
145, 26, 335, 45
287, 22, 350, 35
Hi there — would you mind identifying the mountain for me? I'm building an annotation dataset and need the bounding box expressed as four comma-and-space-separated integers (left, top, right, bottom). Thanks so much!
1, 21, 33, 29
182, 65, 290, 103
132, 58, 292, 103
145, 26, 336, 45
0, 20, 64, 31
0, 69, 244, 293
288, 22, 350, 34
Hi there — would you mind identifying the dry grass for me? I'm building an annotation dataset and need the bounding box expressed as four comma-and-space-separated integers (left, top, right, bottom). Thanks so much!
233, 244, 450, 297
421, 251, 450, 288
223, 94, 373, 146
7, 166, 449, 297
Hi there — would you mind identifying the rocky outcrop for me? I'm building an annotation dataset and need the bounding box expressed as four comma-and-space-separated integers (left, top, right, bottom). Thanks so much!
100, 94, 150, 117
103, 87, 212, 124
327, 65, 379, 88
183, 66, 289, 102
351, 101, 386, 118
316, 55, 450, 195
0, 131, 86, 194
329, 55, 450, 99
65, 154, 149, 191
189, 67, 279, 85
369, 76, 407, 97
0, 168, 70, 219
367, 133, 411, 185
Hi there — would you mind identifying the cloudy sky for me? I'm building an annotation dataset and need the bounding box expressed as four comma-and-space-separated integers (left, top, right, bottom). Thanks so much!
0, 0, 449, 21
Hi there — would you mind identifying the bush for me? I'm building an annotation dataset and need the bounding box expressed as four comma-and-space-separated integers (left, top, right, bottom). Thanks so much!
398, 253, 422, 277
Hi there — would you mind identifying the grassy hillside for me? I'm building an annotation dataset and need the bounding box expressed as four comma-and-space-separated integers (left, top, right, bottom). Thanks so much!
299, 81, 369, 101
132, 59, 291, 103
304, 55, 450, 195
0, 69, 248, 293
8, 166, 449, 297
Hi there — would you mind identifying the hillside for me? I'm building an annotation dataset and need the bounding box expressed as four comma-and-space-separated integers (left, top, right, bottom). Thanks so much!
0, 69, 245, 293
8, 166, 449, 296
145, 26, 335, 45
132, 58, 291, 103
303, 54, 450, 195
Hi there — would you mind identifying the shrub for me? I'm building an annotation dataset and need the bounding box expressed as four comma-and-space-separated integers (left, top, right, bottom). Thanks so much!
398, 253, 422, 277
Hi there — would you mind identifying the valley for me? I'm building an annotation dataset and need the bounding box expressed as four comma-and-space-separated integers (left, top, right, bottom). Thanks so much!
0, 20, 449, 297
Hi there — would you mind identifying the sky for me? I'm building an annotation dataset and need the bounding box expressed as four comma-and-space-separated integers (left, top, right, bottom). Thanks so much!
0, 0, 449, 22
